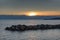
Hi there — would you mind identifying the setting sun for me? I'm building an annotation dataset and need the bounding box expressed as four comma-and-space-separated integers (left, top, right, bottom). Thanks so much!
27, 12, 37, 16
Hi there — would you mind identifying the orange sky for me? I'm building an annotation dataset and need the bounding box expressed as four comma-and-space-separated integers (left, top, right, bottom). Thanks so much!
0, 10, 60, 16
0, 0, 60, 16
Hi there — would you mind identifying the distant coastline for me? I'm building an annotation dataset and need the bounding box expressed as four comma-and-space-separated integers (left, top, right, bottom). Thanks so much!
0, 15, 60, 20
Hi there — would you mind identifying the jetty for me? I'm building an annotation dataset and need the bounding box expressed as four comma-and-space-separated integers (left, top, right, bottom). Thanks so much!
5, 24, 60, 31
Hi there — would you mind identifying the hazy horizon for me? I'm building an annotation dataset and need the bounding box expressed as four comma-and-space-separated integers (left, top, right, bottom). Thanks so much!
0, 0, 60, 16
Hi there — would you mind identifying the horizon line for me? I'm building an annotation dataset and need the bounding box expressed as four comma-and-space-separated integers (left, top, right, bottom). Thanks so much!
0, 15, 60, 16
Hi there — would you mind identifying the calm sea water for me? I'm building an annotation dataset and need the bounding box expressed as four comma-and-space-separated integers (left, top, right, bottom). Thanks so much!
0, 20, 60, 40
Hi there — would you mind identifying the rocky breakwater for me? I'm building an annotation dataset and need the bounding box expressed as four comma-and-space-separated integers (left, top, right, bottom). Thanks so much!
5, 24, 60, 31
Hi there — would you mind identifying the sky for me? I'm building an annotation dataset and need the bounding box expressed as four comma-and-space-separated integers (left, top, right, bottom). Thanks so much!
0, 0, 60, 16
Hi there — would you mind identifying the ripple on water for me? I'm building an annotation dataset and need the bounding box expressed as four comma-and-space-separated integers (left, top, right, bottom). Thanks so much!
0, 20, 60, 40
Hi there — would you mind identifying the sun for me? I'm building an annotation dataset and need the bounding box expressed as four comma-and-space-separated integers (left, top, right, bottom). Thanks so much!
27, 12, 37, 16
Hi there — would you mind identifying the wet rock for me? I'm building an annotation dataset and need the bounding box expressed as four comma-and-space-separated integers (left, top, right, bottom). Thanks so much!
5, 24, 60, 31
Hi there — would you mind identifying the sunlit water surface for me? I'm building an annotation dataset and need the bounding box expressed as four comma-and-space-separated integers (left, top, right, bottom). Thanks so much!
0, 20, 60, 40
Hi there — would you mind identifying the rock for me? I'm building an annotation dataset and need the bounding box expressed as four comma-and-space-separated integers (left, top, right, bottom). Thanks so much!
5, 24, 60, 31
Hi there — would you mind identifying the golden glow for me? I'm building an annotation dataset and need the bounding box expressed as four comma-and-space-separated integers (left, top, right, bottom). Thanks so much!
0, 10, 60, 16
27, 12, 37, 16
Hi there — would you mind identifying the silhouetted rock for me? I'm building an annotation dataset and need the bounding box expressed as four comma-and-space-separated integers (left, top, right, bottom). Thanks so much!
5, 24, 60, 31
5, 27, 10, 30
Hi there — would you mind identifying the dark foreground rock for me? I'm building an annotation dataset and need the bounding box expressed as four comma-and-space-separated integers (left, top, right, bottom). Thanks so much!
5, 24, 60, 31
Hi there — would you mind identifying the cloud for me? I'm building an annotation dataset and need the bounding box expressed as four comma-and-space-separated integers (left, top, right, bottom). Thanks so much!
0, 0, 60, 11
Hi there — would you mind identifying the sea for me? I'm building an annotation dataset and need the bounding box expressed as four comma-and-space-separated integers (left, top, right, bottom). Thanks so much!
0, 19, 60, 40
